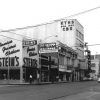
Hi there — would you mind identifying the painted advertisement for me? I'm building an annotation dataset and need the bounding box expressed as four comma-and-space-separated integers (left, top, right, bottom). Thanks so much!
22, 39, 39, 68
0, 38, 22, 68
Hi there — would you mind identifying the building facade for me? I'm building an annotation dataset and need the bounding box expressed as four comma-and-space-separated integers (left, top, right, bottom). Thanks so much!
0, 19, 86, 84
2, 19, 84, 58
91, 55, 100, 79
0, 33, 79, 84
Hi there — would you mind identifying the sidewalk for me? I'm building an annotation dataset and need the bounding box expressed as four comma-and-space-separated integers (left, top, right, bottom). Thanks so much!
0, 79, 93, 85
0, 79, 70, 85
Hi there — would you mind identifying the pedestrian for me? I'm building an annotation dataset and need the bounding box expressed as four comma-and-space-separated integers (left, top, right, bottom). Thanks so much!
29, 74, 32, 84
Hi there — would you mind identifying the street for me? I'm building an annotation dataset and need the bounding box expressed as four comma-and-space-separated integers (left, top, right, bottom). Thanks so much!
0, 81, 99, 100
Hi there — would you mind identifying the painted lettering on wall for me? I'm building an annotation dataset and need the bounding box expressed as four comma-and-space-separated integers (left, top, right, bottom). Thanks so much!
23, 40, 37, 46
27, 46, 37, 57
0, 56, 19, 67
61, 20, 74, 31
0, 40, 20, 56
0, 40, 13, 47
23, 57, 37, 68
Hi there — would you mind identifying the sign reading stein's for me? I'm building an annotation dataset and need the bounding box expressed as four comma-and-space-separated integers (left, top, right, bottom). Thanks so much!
22, 39, 39, 68
0, 39, 21, 67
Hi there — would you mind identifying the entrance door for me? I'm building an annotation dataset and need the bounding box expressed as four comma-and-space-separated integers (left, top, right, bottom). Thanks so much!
24, 67, 37, 82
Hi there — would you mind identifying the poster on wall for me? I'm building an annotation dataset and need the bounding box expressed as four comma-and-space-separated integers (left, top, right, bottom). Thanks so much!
22, 39, 39, 68
0, 38, 22, 68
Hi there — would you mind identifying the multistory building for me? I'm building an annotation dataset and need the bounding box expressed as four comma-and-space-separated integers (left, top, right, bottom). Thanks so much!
0, 19, 86, 83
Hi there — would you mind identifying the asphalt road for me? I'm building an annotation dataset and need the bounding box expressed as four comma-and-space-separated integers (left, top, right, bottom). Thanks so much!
0, 81, 99, 100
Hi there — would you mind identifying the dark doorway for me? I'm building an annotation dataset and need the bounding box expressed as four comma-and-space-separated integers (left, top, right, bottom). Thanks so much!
24, 67, 37, 82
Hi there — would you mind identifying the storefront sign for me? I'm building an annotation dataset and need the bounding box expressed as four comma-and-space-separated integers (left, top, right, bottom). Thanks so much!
22, 40, 39, 68
59, 65, 67, 72
23, 40, 37, 46
23, 57, 37, 68
39, 43, 58, 53
0, 56, 19, 67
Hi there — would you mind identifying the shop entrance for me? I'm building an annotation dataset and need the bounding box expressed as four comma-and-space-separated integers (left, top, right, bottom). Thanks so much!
23, 67, 37, 82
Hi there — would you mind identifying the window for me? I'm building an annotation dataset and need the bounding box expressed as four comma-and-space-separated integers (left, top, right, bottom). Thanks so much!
68, 21, 70, 24
70, 27, 72, 30
72, 21, 74, 24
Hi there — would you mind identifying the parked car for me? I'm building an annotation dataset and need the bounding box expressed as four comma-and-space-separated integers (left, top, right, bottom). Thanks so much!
97, 77, 100, 83
83, 77, 93, 81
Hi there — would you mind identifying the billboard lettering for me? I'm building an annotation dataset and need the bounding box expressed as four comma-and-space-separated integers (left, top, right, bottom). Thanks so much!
0, 56, 19, 67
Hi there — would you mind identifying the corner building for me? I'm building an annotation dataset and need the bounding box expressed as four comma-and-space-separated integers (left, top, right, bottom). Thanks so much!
0, 19, 86, 83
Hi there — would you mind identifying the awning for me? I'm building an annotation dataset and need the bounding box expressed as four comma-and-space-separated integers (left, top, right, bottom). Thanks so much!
0, 67, 20, 70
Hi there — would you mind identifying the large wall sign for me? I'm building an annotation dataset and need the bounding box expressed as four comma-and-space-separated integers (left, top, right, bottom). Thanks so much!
60, 19, 74, 31
0, 40, 20, 56
0, 39, 21, 67
22, 40, 38, 68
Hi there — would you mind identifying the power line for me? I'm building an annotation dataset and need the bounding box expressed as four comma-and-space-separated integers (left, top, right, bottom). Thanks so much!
1, 6, 100, 31
0, 34, 22, 42
55, 6, 100, 21
1, 31, 36, 40
0, 6, 99, 46
87, 44, 100, 46
0, 6, 100, 47
0, 33, 100, 48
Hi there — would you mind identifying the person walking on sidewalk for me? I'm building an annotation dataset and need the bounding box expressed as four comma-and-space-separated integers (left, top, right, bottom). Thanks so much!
29, 74, 32, 84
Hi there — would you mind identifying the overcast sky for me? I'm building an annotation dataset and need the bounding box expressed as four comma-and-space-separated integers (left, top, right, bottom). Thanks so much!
0, 0, 100, 55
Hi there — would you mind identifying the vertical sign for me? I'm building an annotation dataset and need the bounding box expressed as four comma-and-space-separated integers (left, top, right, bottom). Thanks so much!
22, 39, 39, 68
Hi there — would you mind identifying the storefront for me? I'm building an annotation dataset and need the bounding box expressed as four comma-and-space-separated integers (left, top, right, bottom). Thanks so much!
0, 34, 78, 84
39, 41, 78, 83
0, 34, 39, 84
0, 34, 23, 84
39, 42, 59, 83
22, 39, 39, 83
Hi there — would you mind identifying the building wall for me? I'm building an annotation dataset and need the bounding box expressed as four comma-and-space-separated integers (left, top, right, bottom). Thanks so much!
2, 19, 84, 66
0, 32, 23, 67
91, 59, 100, 79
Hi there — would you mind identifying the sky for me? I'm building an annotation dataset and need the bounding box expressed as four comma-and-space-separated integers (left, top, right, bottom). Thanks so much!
0, 0, 100, 55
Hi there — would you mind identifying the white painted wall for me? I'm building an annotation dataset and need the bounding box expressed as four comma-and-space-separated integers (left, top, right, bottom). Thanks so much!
0, 32, 23, 67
